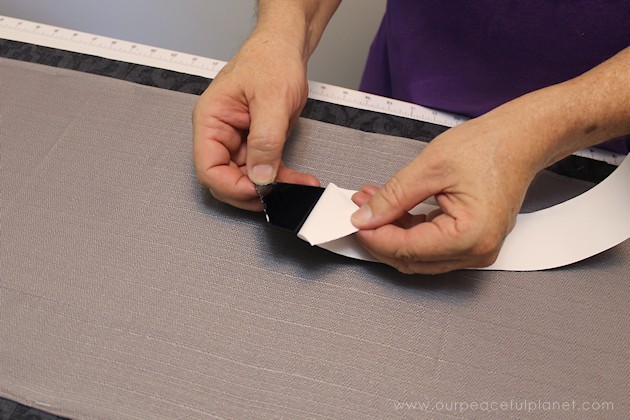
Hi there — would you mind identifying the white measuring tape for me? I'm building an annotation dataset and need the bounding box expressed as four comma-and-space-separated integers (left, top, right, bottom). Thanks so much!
0, 15, 623, 165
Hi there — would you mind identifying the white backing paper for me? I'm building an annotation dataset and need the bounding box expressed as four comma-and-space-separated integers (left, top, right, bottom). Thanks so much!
298, 157, 629, 271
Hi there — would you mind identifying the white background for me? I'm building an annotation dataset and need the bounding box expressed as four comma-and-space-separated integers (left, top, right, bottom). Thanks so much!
0, 0, 387, 89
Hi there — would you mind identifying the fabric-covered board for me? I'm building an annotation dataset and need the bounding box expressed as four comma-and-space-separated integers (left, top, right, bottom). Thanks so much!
1, 57, 628, 419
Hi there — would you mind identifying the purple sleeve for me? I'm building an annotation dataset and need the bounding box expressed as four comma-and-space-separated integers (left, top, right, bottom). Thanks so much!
360, 0, 630, 153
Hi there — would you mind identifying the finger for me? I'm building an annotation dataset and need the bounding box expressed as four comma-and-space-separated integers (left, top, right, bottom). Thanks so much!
355, 219, 470, 263
365, 247, 469, 275
192, 92, 249, 163
356, 217, 500, 269
354, 186, 426, 228
395, 212, 427, 229
351, 185, 379, 207
195, 136, 258, 200
192, 99, 248, 180
206, 165, 260, 207
246, 98, 292, 185
426, 208, 444, 222
359, 243, 461, 274
359, 184, 379, 196
193, 121, 240, 176
352, 225, 464, 274
351, 163, 439, 230
275, 165, 320, 187
352, 191, 372, 207
220, 194, 264, 212
366, 242, 496, 274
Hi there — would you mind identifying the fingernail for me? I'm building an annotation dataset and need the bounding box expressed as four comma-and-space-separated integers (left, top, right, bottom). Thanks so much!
352, 204, 373, 225
250, 164, 274, 185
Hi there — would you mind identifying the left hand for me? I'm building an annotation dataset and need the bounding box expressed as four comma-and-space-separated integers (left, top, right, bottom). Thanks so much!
350, 110, 542, 274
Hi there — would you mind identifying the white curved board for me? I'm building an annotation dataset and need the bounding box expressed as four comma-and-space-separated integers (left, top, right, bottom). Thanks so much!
298, 156, 629, 271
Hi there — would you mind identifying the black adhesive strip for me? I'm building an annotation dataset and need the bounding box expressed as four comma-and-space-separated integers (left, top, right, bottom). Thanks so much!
256, 183, 325, 233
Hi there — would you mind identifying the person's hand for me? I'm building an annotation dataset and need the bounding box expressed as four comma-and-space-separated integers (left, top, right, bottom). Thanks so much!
193, 33, 319, 211
350, 110, 543, 274
350, 46, 630, 275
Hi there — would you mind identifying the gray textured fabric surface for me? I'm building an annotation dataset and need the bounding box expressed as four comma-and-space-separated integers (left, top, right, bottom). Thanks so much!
1, 58, 629, 419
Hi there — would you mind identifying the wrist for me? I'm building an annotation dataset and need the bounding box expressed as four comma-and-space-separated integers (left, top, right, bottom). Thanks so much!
495, 47, 630, 170
254, 0, 340, 62
477, 47, 630, 175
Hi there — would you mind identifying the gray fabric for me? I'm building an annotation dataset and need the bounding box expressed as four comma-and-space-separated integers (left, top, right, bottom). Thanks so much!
1, 57, 628, 419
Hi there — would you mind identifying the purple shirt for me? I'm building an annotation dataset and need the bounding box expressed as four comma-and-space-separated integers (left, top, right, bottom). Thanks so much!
360, 0, 630, 154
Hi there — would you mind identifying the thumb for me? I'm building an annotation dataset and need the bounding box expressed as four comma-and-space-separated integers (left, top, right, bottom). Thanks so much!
246, 98, 291, 185
351, 166, 435, 230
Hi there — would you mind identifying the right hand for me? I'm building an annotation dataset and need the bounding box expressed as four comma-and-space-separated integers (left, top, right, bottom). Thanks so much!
193, 33, 320, 211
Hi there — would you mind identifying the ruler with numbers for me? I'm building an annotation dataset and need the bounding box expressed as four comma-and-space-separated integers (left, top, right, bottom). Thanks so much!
0, 15, 623, 165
